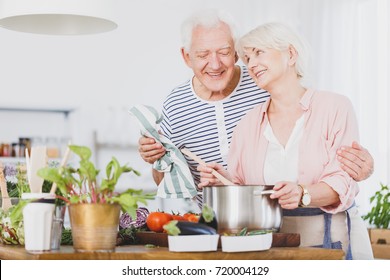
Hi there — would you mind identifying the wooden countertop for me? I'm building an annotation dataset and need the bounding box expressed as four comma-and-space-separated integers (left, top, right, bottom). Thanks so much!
0, 244, 344, 260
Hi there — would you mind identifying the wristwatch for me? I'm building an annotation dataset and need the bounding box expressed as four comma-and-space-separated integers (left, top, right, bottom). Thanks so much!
298, 184, 311, 207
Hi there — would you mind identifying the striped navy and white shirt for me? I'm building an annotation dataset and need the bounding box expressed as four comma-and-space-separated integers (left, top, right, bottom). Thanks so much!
160, 65, 269, 200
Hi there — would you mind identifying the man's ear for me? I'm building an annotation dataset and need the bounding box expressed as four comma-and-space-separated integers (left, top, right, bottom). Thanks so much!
288, 45, 298, 66
235, 52, 239, 63
181, 47, 192, 67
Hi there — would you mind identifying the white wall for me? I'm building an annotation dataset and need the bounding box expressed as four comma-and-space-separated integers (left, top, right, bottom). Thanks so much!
0, 0, 388, 214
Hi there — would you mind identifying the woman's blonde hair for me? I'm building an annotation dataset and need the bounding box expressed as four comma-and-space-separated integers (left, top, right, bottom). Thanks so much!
236, 22, 309, 79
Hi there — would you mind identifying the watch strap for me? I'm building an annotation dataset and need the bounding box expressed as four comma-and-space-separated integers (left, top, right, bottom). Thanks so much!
298, 184, 309, 206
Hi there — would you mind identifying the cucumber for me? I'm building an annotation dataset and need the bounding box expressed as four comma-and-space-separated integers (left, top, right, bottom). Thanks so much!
176, 221, 217, 235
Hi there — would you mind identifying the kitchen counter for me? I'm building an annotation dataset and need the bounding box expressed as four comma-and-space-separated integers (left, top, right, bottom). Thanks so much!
0, 244, 344, 260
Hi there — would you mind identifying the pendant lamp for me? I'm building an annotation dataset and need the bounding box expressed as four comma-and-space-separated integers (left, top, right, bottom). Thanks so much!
0, 0, 117, 35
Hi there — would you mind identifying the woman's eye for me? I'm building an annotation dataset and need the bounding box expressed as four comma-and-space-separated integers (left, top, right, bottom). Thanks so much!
255, 49, 264, 56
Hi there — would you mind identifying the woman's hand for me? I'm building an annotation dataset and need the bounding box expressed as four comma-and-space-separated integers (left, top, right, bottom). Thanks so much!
138, 136, 166, 164
337, 141, 374, 181
270, 181, 302, 209
197, 162, 230, 189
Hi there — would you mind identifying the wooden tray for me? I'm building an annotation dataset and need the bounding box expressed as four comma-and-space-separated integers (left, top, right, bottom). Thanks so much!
136, 232, 300, 248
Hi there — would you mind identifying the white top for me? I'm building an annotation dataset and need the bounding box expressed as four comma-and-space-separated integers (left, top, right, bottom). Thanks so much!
263, 115, 304, 184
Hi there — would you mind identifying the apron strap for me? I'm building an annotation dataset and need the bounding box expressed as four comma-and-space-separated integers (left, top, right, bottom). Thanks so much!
323, 213, 332, 249
345, 209, 353, 260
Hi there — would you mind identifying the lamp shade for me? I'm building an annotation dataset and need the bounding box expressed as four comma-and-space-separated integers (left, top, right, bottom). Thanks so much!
0, 0, 117, 35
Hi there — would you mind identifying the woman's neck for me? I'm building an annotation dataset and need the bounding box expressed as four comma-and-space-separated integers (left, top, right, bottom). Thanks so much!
267, 79, 306, 113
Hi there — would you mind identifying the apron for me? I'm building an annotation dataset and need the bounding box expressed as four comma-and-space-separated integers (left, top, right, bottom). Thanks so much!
281, 205, 353, 260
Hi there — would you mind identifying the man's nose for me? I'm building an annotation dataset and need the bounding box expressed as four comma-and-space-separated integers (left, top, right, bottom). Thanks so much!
208, 53, 222, 69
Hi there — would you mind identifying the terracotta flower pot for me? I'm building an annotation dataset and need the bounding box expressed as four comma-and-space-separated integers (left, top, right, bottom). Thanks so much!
68, 203, 120, 252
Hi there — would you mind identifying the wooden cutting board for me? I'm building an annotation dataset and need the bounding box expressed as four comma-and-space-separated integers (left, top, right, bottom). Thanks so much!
272, 233, 300, 247
136, 232, 300, 247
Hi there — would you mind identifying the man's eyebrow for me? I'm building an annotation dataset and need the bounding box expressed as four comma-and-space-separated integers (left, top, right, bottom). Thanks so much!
194, 46, 232, 53
194, 50, 209, 53
219, 45, 232, 50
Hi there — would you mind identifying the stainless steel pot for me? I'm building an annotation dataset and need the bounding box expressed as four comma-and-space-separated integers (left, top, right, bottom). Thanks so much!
202, 185, 282, 233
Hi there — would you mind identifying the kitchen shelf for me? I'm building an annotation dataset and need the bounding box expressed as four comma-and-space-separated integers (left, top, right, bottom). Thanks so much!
94, 142, 138, 150
0, 157, 26, 164
0, 107, 74, 156
0, 107, 74, 118
0, 157, 62, 164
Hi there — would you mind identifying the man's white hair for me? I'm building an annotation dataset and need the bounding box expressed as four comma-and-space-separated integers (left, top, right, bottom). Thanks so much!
181, 9, 239, 51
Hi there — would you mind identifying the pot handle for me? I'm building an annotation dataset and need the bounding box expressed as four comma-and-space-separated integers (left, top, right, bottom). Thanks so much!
253, 189, 275, 196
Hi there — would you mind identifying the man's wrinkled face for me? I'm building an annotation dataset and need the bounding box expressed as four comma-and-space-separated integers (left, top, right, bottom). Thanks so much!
183, 22, 237, 93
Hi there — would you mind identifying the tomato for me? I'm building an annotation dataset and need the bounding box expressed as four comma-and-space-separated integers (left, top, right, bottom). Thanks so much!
183, 213, 200, 223
146, 212, 173, 232
171, 214, 185, 221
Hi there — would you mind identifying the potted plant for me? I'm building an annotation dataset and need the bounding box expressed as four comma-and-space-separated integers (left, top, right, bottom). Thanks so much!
362, 183, 389, 259
37, 145, 155, 252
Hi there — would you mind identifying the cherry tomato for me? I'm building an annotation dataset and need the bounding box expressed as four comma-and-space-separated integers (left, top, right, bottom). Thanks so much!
183, 213, 200, 223
146, 212, 173, 232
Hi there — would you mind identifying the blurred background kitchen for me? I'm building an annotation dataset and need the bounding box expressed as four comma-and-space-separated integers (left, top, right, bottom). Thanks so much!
0, 0, 389, 216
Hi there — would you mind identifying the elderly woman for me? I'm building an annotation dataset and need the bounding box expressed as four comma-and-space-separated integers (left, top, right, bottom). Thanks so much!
198, 22, 372, 259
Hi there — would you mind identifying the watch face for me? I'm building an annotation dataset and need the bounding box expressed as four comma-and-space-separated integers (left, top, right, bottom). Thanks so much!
302, 194, 311, 206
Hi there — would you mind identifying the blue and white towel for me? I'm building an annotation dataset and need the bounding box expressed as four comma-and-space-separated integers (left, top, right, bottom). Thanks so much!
128, 105, 197, 199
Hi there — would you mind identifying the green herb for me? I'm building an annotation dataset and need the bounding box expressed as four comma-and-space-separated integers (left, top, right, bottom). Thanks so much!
145, 244, 158, 248
224, 228, 273, 236
247, 229, 273, 235
362, 183, 390, 229
4, 163, 30, 197
238, 227, 248, 236
61, 228, 73, 245
116, 226, 147, 246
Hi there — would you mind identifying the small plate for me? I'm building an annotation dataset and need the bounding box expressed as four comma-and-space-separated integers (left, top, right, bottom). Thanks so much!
221, 232, 272, 252
168, 234, 219, 252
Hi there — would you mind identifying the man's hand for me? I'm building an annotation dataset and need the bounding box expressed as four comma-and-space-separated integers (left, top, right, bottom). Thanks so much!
138, 136, 166, 164
337, 141, 374, 182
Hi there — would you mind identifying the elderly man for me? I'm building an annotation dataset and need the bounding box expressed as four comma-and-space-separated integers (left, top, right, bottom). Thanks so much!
138, 10, 374, 205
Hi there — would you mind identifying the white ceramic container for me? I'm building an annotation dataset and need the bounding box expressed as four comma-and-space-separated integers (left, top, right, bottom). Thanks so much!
168, 234, 220, 252
221, 232, 273, 252
22, 193, 55, 251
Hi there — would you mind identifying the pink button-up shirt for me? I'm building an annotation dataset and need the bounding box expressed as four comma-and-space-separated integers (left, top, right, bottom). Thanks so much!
228, 88, 359, 213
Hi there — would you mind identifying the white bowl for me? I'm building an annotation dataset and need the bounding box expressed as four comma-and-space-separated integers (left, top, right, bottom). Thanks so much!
168, 234, 219, 252
221, 232, 273, 252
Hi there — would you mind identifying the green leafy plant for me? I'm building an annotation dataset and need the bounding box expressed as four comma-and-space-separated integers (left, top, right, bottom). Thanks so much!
1, 163, 30, 245
1, 162, 65, 245
362, 183, 389, 229
37, 145, 155, 218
